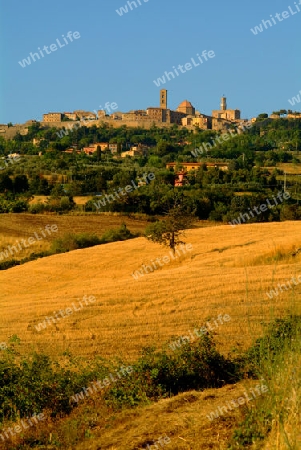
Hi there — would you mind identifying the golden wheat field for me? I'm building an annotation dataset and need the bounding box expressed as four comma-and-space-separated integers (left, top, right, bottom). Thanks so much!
1, 219, 301, 362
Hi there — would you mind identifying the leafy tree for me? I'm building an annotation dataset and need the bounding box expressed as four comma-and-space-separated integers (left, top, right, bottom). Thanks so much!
96, 145, 101, 162
145, 202, 195, 253
257, 113, 268, 120
0, 174, 13, 192
50, 184, 66, 198
13, 175, 29, 193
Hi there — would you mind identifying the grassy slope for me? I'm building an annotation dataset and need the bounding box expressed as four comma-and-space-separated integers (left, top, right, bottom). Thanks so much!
1, 221, 301, 361
71, 381, 261, 450
1, 221, 301, 449
0, 213, 149, 260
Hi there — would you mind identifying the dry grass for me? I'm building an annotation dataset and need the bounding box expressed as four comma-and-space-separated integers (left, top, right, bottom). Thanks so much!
0, 213, 149, 239
261, 351, 301, 450
1, 219, 301, 449
277, 163, 301, 174
71, 381, 261, 450
0, 213, 149, 260
0, 221, 301, 362
29, 196, 93, 205
3, 380, 264, 450
266, 163, 301, 175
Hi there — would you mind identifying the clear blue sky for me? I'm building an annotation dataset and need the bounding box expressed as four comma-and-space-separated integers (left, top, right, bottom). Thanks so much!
1, 0, 300, 124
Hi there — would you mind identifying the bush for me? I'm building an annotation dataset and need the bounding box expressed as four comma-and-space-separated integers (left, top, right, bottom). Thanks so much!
50, 233, 101, 254
9, 200, 29, 213
241, 315, 301, 377
0, 259, 20, 270
29, 203, 46, 214
73, 233, 101, 249
0, 350, 102, 421
105, 333, 239, 409
0, 333, 237, 422
20, 251, 52, 263
100, 223, 138, 243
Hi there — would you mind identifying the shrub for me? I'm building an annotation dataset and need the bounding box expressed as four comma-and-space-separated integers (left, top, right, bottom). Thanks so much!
242, 315, 301, 377
105, 333, 239, 409
100, 223, 138, 243
50, 233, 101, 254
29, 203, 46, 214
73, 233, 101, 249
9, 200, 29, 213
20, 251, 52, 263
0, 259, 20, 270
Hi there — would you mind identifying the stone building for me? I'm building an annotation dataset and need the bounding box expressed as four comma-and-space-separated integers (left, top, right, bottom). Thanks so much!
212, 96, 240, 121
122, 110, 148, 121
73, 110, 97, 120
182, 113, 211, 129
146, 90, 188, 124
177, 100, 195, 115
166, 162, 229, 172
43, 113, 63, 122
64, 112, 77, 120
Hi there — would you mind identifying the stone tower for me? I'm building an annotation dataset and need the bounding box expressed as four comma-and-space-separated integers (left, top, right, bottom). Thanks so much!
160, 89, 167, 109
220, 96, 227, 111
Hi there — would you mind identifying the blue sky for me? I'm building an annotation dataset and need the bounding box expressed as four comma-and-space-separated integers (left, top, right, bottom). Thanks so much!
1, 0, 300, 124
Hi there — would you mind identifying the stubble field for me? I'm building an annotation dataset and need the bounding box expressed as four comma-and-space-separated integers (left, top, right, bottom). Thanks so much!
1, 220, 301, 362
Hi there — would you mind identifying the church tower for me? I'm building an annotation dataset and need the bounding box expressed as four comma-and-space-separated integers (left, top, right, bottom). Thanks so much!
220, 96, 227, 111
160, 89, 167, 109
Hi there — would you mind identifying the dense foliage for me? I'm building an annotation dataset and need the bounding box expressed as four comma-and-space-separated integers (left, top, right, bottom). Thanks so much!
0, 118, 301, 222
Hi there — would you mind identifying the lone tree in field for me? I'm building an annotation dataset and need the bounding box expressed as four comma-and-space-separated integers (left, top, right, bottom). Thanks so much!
145, 203, 195, 253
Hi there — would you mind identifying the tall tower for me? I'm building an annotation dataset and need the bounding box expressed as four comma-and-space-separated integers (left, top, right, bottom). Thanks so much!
220, 96, 227, 111
160, 89, 167, 109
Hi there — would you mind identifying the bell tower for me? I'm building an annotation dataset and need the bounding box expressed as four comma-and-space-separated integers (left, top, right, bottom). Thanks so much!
220, 96, 227, 111
160, 89, 167, 109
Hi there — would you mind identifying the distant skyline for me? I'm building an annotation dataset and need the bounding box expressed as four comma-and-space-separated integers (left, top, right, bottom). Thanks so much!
1, 0, 300, 124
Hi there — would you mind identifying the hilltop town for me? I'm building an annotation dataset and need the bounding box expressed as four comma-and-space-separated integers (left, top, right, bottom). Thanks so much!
2, 90, 301, 142
42, 90, 247, 131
